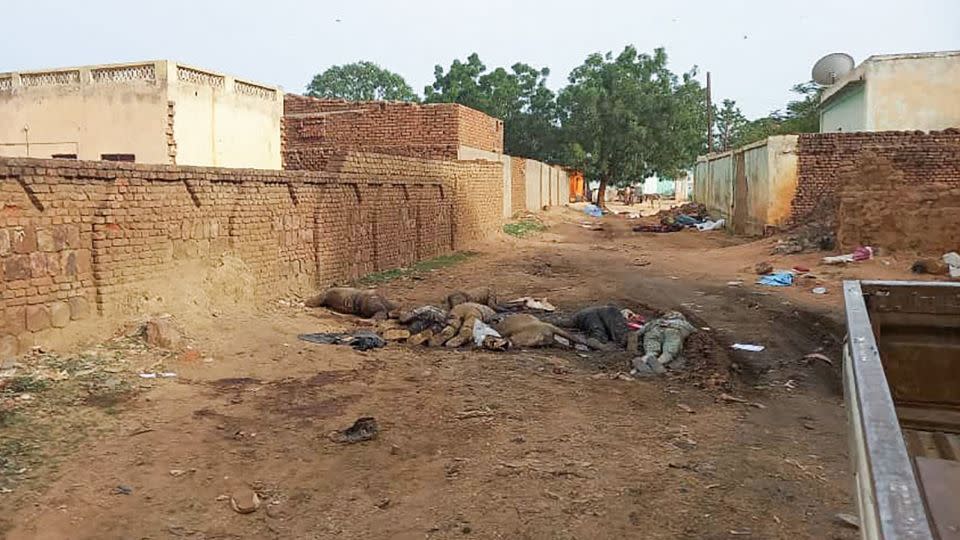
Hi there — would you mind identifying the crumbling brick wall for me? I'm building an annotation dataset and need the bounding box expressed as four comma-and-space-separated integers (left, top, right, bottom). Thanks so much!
510, 157, 526, 216
0, 152, 502, 356
282, 95, 503, 170
793, 130, 960, 251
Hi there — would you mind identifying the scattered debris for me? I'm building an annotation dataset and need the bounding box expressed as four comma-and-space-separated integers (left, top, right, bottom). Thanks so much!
757, 272, 794, 287
677, 403, 695, 414
731, 344, 765, 352
169, 469, 188, 477
331, 417, 379, 444
507, 297, 556, 312
834, 513, 860, 530
727, 281, 744, 287
112, 485, 133, 495
138, 372, 177, 379
804, 353, 833, 365
143, 318, 182, 349
472, 320, 508, 350
456, 407, 495, 420
695, 218, 725, 231
381, 328, 411, 342
583, 204, 603, 218
911, 258, 949, 275
230, 487, 261, 514
945, 252, 960, 278
754, 262, 774, 275
719, 393, 766, 409
811, 287, 828, 295
729, 529, 752, 536
298, 332, 386, 351
822, 246, 873, 265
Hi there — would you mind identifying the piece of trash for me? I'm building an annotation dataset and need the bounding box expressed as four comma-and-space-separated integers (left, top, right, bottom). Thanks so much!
509, 297, 557, 312
677, 403, 695, 414
695, 218, 725, 231
729, 529, 752, 536
727, 281, 744, 287
757, 272, 794, 287
822, 246, 873, 265
472, 319, 508, 350
230, 488, 261, 514
331, 417, 379, 443
811, 287, 828, 295
804, 353, 833, 365
732, 344, 764, 352
720, 393, 749, 404
583, 204, 603, 218
792, 265, 810, 273
138, 373, 157, 379
945, 252, 960, 278
139, 372, 176, 379
169, 469, 188, 477
160, 372, 176, 378
112, 485, 133, 495
834, 513, 860, 530
298, 332, 385, 351
632, 258, 651, 267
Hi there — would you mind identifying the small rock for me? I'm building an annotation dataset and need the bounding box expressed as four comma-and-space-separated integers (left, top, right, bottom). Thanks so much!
677, 403, 695, 414
230, 488, 261, 514
144, 318, 182, 349
390, 444, 400, 455
216, 494, 229, 501
331, 417, 378, 444
169, 469, 188, 477
375, 497, 391, 509
754, 261, 773, 275
265, 504, 284, 518
112, 485, 133, 495
834, 513, 860, 530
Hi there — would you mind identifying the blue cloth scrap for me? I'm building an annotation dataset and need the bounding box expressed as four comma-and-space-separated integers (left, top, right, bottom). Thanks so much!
757, 271, 794, 287
674, 214, 700, 226
584, 204, 603, 218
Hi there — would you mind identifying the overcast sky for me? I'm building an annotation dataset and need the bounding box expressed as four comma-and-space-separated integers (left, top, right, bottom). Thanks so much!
2, 0, 957, 118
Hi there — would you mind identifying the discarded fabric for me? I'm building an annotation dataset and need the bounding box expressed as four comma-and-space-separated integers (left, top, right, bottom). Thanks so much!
633, 223, 683, 233
584, 204, 603, 218
508, 297, 556, 312
732, 343, 765, 352
332, 417, 379, 443
472, 319, 503, 347
757, 272, 794, 287
696, 219, 725, 231
298, 331, 386, 351
822, 246, 873, 265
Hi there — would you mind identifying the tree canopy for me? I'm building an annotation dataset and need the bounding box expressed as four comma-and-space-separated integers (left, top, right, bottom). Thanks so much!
424, 54, 563, 162
306, 61, 418, 102
719, 82, 823, 148
558, 46, 706, 201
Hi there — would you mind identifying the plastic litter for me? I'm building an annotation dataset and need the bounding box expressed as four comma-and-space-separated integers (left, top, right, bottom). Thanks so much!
944, 252, 960, 278
757, 271, 794, 287
812, 287, 828, 295
822, 246, 873, 265
472, 319, 502, 347
732, 343, 765, 352
583, 204, 603, 218
509, 297, 557, 312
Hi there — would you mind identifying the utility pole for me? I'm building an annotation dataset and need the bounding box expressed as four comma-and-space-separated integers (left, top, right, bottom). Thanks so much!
706, 72, 713, 153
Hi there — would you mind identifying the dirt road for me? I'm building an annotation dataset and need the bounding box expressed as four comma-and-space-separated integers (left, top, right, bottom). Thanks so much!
1, 208, 873, 539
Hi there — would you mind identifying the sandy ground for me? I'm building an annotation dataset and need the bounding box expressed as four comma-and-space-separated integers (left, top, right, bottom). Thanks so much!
0, 206, 940, 539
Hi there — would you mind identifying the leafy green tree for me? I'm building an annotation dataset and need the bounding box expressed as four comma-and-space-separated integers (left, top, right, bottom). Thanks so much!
732, 82, 823, 146
424, 54, 563, 162
558, 46, 706, 204
307, 61, 418, 102
714, 99, 748, 151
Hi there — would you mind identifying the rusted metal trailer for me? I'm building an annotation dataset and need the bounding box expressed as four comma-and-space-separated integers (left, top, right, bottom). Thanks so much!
843, 280, 960, 540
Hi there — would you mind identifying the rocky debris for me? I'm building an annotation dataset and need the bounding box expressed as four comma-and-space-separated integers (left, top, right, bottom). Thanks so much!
381, 328, 411, 341
144, 318, 182, 349
834, 513, 860, 530
754, 261, 773, 275
331, 417, 379, 444
230, 487, 261, 514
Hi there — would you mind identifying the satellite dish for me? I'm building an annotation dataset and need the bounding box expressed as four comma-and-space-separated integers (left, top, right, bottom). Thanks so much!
812, 53, 855, 85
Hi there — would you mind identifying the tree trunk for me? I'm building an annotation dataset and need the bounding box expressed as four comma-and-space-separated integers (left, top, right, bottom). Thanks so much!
596, 176, 608, 208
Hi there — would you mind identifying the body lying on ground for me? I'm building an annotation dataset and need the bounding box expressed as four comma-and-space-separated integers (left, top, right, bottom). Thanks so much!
430, 302, 499, 348
631, 311, 696, 374
445, 287, 499, 310
543, 305, 629, 346
494, 314, 616, 351
305, 287, 397, 319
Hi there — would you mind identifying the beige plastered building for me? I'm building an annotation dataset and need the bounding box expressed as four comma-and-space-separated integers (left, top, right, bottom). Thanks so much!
0, 60, 282, 169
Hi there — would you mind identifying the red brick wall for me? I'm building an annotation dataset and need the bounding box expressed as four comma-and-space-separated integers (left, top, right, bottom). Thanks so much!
511, 157, 526, 216
283, 95, 503, 169
0, 153, 502, 356
793, 130, 960, 251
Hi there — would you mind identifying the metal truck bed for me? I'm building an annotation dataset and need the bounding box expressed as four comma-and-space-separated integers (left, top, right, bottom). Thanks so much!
843, 280, 960, 540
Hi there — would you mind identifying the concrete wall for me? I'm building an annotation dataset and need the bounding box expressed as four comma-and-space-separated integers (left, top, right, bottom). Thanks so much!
169, 63, 283, 169
0, 62, 169, 162
821, 84, 866, 133
0, 61, 283, 169
520, 159, 566, 212
866, 54, 960, 131
693, 135, 798, 235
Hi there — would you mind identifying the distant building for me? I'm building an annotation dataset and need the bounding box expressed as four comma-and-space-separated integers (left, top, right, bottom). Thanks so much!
819, 50, 960, 133
0, 60, 282, 168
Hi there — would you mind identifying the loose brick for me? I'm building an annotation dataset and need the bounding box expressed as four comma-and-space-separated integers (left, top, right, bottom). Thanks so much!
0, 334, 18, 359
